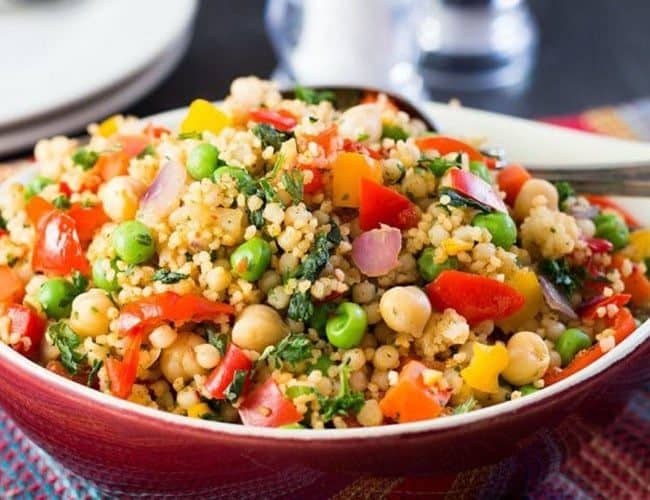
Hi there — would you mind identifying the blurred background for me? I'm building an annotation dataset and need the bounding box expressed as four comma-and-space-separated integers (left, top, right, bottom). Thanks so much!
1, 0, 650, 157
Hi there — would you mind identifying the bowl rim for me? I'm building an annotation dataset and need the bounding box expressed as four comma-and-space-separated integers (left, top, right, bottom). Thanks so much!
2, 163, 649, 441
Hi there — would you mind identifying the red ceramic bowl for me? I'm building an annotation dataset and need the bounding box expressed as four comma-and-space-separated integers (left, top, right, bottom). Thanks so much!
0, 321, 647, 495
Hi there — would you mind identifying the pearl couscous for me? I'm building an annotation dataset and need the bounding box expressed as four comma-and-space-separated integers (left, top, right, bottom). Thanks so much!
1, 77, 648, 428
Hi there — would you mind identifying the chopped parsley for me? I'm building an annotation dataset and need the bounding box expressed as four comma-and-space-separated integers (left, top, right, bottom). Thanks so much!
294, 86, 335, 105
539, 258, 584, 297
453, 397, 477, 415
223, 369, 248, 403
47, 321, 85, 374
281, 170, 304, 205
555, 181, 576, 208
206, 328, 228, 356
52, 194, 71, 210
318, 363, 364, 422
136, 144, 156, 159
419, 155, 462, 177
87, 359, 103, 387
177, 131, 202, 140
439, 187, 492, 213
381, 124, 409, 141
260, 334, 313, 369
249, 208, 265, 229
0, 214, 6, 231
258, 178, 279, 204
287, 291, 315, 323
72, 148, 99, 170
152, 268, 188, 284
71, 271, 88, 295
252, 123, 292, 151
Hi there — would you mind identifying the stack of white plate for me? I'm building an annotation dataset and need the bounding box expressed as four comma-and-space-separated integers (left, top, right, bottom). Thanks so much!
0, 0, 198, 156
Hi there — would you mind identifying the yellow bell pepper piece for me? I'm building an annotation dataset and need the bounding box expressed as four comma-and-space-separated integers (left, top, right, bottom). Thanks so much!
625, 229, 650, 261
461, 342, 509, 394
441, 238, 474, 255
180, 99, 231, 135
98, 114, 120, 138
331, 152, 382, 208
187, 402, 211, 419
497, 269, 543, 332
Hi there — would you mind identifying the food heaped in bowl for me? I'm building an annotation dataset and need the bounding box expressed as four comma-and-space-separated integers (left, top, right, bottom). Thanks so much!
1, 77, 648, 430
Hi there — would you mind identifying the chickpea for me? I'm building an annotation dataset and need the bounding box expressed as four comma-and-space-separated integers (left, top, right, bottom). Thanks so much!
342, 348, 366, 371
373, 345, 400, 370
69, 289, 114, 337
159, 333, 206, 383
356, 399, 383, 427
379, 286, 431, 336
149, 324, 178, 349
513, 179, 559, 221
231, 304, 289, 353
98, 176, 145, 222
501, 331, 550, 386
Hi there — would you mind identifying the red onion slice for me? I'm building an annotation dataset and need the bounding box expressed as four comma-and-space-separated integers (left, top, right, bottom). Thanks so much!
351, 225, 402, 277
139, 160, 187, 220
538, 275, 578, 320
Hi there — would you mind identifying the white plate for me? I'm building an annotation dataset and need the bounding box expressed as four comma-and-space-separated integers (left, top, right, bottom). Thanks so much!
0, 0, 197, 127
0, 27, 191, 157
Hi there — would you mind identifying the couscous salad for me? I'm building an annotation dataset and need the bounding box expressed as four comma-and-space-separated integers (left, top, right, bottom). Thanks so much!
0, 77, 647, 428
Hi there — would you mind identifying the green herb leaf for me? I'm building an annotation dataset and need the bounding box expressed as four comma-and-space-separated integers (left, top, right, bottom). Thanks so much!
285, 385, 314, 399
52, 195, 71, 210
439, 187, 492, 213
207, 329, 228, 356
47, 321, 85, 374
223, 369, 248, 403
453, 397, 477, 415
419, 156, 461, 177
294, 86, 336, 105
555, 181, 576, 208
381, 124, 409, 141
258, 178, 279, 205
137, 144, 156, 159
0, 214, 6, 231
71, 271, 88, 295
87, 359, 103, 387
72, 148, 99, 171
539, 258, 584, 297
260, 334, 313, 369
287, 291, 315, 323
281, 170, 304, 205
318, 363, 364, 422
248, 208, 265, 229
152, 268, 188, 284
177, 131, 203, 140
252, 123, 293, 151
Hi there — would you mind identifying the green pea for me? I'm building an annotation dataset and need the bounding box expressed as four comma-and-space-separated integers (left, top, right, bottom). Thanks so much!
325, 302, 367, 349
417, 249, 458, 282
92, 259, 120, 292
555, 328, 592, 366
24, 176, 53, 201
593, 213, 630, 250
38, 278, 77, 319
469, 160, 492, 184
112, 221, 156, 264
472, 212, 517, 248
187, 143, 220, 180
230, 237, 272, 281
519, 385, 539, 396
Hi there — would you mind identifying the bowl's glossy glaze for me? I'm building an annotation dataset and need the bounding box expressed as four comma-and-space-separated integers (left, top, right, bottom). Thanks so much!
1, 106, 649, 494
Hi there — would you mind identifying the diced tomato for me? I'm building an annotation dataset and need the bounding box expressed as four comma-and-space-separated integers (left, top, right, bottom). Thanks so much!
115, 134, 150, 159
447, 168, 507, 213
611, 254, 650, 307
585, 195, 640, 229
46, 360, 88, 385
238, 379, 302, 427
67, 202, 110, 244
359, 178, 419, 231
58, 182, 73, 197
0, 267, 25, 304
144, 123, 171, 139
301, 166, 324, 194
26, 195, 55, 227
544, 307, 636, 386
341, 138, 382, 160
7, 304, 46, 358
425, 270, 525, 324
379, 361, 443, 423
96, 151, 130, 181
32, 211, 89, 276
415, 136, 484, 162
106, 332, 144, 399
579, 293, 631, 320
204, 344, 253, 400
497, 164, 532, 205
249, 109, 297, 132
585, 237, 614, 254
116, 291, 235, 337
304, 124, 338, 156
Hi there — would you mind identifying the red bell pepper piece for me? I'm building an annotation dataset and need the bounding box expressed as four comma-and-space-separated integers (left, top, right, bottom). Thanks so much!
447, 169, 507, 213
106, 332, 144, 399
144, 123, 171, 139
359, 178, 419, 231
7, 304, 46, 357
585, 195, 640, 229
204, 344, 253, 400
497, 164, 532, 205
579, 293, 631, 320
544, 307, 637, 386
116, 291, 236, 337
32, 211, 90, 277
0, 267, 25, 304
26, 195, 55, 227
301, 166, 324, 194
415, 136, 484, 162
238, 379, 302, 427
585, 237, 614, 254
96, 151, 130, 181
342, 138, 382, 160
67, 202, 110, 244
58, 181, 73, 197
249, 109, 297, 132
304, 124, 338, 155
425, 270, 525, 324
115, 134, 150, 159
